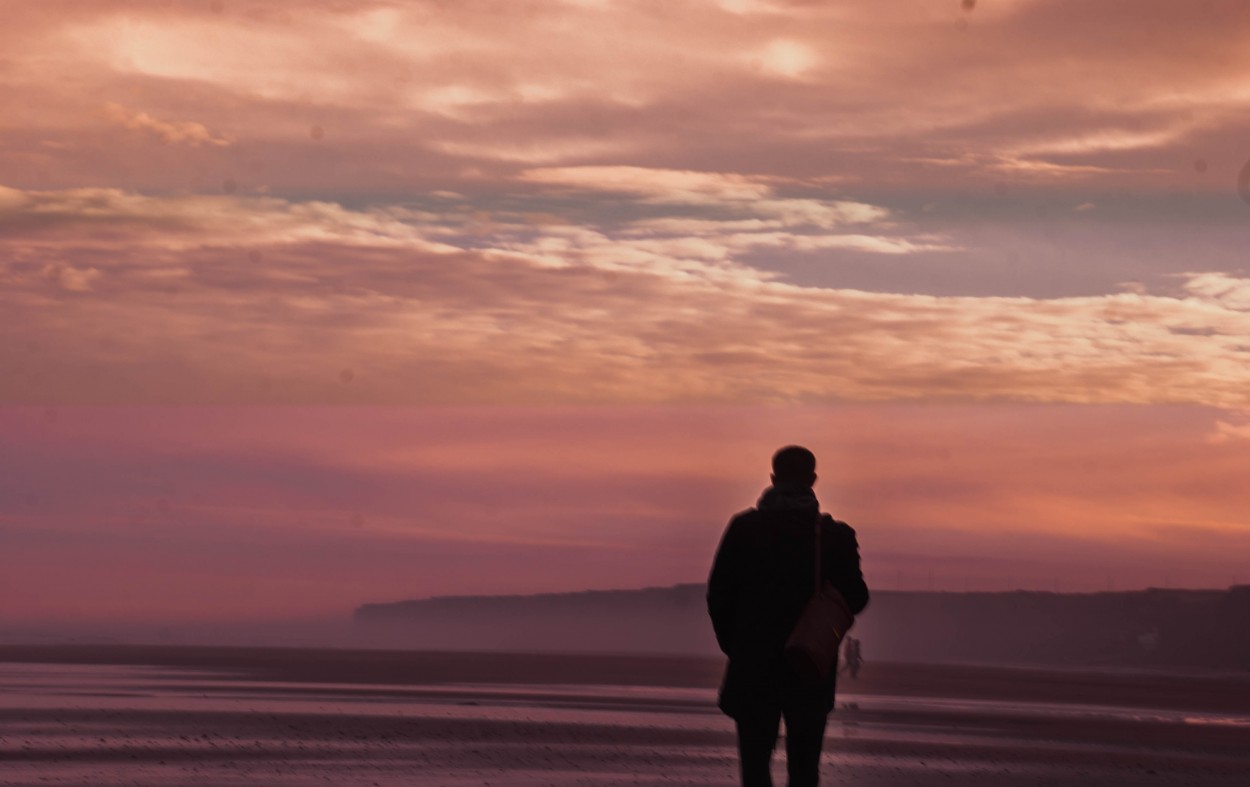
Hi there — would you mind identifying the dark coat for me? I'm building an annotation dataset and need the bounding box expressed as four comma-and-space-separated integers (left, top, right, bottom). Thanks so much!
707, 498, 869, 718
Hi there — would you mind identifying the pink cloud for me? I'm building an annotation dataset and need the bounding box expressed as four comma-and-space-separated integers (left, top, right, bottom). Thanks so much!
102, 103, 232, 148
2, 184, 1250, 408
4, 1, 1250, 192
2, 404, 1248, 622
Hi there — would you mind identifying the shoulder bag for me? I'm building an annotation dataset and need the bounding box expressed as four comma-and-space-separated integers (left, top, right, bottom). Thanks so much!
783, 514, 855, 683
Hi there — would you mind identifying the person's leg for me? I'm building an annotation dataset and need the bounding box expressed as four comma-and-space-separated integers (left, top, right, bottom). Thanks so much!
735, 706, 782, 787
782, 699, 828, 787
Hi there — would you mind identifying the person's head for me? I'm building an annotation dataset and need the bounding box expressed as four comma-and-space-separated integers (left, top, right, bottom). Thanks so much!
771, 445, 817, 489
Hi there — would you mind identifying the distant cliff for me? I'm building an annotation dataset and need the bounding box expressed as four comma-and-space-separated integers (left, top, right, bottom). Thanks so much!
354, 584, 1250, 670
356, 585, 718, 656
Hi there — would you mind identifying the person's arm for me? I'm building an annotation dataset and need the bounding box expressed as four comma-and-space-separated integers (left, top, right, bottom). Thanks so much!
826, 519, 870, 615
707, 516, 743, 655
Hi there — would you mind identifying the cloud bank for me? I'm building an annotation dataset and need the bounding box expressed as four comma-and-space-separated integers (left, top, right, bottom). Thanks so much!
2, 181, 1249, 406
4, 0, 1250, 193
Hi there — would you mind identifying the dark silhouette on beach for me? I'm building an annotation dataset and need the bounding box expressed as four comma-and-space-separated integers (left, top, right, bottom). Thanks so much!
708, 446, 870, 787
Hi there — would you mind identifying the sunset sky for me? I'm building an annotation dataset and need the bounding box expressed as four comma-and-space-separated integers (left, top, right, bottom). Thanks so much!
3, 0, 1250, 625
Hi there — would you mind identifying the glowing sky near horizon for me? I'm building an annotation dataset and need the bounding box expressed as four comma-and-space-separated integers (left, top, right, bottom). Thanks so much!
3, 0, 1250, 623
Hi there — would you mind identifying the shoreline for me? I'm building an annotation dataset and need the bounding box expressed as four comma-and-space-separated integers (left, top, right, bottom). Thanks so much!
3, 643, 1249, 714
3, 647, 1248, 786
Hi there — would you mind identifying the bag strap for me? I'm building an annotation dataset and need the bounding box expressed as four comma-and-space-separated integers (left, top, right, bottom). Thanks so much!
813, 512, 822, 593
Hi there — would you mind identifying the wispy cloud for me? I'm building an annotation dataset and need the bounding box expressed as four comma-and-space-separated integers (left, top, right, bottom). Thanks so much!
2, 184, 1249, 407
102, 103, 233, 148
1209, 411, 1250, 443
520, 166, 889, 227
40, 262, 101, 292
5, 0, 1250, 192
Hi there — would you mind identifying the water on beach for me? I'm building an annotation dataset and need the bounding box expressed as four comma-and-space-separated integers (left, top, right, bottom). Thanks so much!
2, 660, 1248, 786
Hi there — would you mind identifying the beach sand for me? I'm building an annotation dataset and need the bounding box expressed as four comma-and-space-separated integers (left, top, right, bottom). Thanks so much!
2, 645, 1248, 786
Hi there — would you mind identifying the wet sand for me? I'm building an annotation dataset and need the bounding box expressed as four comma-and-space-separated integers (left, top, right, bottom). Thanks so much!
2, 646, 1248, 786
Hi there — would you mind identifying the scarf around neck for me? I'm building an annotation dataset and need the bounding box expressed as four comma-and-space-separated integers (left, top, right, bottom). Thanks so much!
757, 483, 819, 512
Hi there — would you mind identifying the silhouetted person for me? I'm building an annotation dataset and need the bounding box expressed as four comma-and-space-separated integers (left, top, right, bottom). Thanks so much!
708, 446, 870, 787
843, 637, 862, 680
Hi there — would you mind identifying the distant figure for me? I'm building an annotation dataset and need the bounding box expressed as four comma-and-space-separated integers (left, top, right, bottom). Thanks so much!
708, 446, 870, 787
842, 637, 862, 680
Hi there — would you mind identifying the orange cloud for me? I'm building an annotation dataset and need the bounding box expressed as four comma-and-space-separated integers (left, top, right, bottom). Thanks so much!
102, 103, 232, 148
5, 1, 1250, 192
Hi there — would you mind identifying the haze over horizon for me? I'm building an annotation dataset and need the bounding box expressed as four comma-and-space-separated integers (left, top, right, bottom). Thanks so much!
4, 0, 1250, 627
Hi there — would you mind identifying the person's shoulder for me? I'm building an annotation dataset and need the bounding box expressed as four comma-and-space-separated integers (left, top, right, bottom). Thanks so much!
720, 508, 762, 544
820, 514, 857, 537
